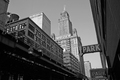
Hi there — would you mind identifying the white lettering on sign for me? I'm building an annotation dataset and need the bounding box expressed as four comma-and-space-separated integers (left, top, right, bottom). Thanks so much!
6, 22, 27, 34
82, 44, 101, 54
91, 69, 106, 78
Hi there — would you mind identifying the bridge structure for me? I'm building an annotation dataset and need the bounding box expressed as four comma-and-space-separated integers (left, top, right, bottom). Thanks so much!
0, 18, 87, 80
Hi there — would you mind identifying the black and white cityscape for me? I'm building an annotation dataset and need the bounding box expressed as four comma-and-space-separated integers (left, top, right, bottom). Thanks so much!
0, 0, 120, 80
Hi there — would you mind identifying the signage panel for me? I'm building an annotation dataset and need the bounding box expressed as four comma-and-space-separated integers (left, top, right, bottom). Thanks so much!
90, 68, 107, 78
82, 44, 101, 54
6, 22, 27, 34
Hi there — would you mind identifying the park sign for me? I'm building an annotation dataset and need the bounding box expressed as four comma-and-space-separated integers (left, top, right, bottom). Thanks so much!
90, 68, 107, 78
82, 44, 101, 54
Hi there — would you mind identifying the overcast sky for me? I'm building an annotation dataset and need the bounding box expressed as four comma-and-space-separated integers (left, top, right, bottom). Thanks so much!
8, 0, 102, 68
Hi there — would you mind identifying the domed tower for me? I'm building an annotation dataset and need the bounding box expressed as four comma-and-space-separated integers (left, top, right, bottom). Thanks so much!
58, 6, 73, 36
6, 12, 19, 24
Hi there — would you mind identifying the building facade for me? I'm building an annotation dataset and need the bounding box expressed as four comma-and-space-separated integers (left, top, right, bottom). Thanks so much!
84, 61, 92, 78
0, 17, 80, 80
54, 8, 85, 75
90, 0, 120, 79
30, 12, 51, 36
89, 0, 107, 69
0, 0, 86, 79
63, 52, 80, 73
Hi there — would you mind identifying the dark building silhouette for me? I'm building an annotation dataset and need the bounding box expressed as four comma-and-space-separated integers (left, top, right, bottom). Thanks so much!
90, 0, 120, 79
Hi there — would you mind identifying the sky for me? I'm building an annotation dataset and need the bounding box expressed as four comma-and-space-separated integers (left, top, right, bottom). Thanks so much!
7, 0, 102, 68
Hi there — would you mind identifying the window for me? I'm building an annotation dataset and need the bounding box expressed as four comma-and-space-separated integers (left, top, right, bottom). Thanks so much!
28, 30, 34, 39
26, 37, 34, 46
36, 29, 41, 38
42, 41, 46, 47
18, 30, 25, 37
29, 24, 35, 32
47, 38, 50, 45
47, 44, 50, 51
35, 36, 41, 45
35, 36, 39, 43
42, 34, 46, 41
34, 43, 40, 50
51, 42, 54, 52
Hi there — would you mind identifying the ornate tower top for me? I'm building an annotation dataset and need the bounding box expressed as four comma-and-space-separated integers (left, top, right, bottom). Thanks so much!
58, 6, 73, 36
60, 6, 69, 19
64, 5, 66, 11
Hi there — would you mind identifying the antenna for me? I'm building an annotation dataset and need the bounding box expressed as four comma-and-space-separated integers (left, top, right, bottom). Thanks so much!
64, 5, 66, 11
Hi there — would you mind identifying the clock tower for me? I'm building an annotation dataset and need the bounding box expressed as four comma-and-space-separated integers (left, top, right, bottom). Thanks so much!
58, 7, 73, 36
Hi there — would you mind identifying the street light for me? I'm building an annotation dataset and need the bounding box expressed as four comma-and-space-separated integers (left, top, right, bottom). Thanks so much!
28, 47, 33, 54
38, 49, 42, 53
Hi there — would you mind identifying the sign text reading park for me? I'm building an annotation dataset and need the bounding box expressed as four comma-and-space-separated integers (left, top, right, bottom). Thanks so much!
82, 44, 101, 54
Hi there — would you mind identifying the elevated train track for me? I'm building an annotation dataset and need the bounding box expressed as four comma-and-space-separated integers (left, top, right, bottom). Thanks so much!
0, 17, 87, 80
0, 28, 81, 80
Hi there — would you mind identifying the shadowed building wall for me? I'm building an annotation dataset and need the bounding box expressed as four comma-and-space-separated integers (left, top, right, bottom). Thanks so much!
90, 0, 120, 79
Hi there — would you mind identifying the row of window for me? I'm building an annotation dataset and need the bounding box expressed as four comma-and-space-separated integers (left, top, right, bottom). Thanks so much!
64, 63, 79, 72
27, 23, 63, 59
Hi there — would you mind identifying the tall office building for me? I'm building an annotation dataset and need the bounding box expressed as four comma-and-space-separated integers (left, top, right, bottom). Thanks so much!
58, 8, 73, 36
30, 12, 51, 36
55, 8, 85, 74
84, 61, 92, 78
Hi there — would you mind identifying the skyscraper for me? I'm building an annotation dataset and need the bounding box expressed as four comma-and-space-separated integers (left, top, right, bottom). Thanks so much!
58, 8, 72, 36
30, 12, 51, 36
54, 8, 85, 74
